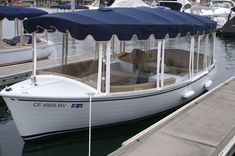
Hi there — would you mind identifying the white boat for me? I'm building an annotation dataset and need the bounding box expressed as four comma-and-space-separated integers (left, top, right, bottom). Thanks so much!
155, 0, 192, 12
111, 0, 149, 7
0, 7, 217, 140
216, 7, 235, 36
211, 0, 235, 9
189, 0, 235, 27
0, 6, 52, 66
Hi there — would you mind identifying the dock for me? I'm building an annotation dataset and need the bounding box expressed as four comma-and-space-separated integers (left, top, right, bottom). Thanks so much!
109, 77, 235, 156
0, 53, 94, 87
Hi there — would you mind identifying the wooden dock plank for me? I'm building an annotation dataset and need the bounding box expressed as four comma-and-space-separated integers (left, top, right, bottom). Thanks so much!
109, 77, 235, 156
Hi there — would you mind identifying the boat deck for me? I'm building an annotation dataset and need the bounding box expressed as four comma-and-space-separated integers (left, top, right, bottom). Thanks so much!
0, 53, 94, 88
109, 76, 235, 156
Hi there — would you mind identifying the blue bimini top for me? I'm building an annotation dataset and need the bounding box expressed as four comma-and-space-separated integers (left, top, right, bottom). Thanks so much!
0, 6, 48, 21
23, 7, 217, 41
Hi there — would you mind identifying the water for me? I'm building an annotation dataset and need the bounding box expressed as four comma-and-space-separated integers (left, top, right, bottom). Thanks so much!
1, 20, 235, 155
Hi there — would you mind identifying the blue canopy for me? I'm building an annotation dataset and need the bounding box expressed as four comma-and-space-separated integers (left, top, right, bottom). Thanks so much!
55, 4, 89, 10
0, 6, 48, 21
23, 7, 217, 41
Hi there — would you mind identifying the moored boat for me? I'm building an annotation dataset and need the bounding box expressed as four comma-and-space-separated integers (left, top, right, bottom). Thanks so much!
0, 6, 53, 66
216, 7, 235, 36
0, 7, 217, 140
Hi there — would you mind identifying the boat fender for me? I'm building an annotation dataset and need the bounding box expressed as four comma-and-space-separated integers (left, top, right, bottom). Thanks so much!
182, 90, 195, 99
204, 80, 212, 90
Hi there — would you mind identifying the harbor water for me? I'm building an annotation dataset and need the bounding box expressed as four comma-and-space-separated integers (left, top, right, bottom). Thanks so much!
0, 19, 235, 156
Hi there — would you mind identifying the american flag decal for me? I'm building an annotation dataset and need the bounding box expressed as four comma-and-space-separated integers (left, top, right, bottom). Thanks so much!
71, 104, 83, 108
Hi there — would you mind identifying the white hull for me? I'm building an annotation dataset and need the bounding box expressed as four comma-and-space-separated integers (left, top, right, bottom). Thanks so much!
1, 65, 216, 140
0, 43, 52, 66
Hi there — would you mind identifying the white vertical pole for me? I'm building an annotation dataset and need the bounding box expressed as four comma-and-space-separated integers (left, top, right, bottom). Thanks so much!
111, 37, 115, 61
189, 36, 194, 80
106, 41, 111, 94
87, 92, 94, 156
32, 32, 37, 76
161, 39, 165, 88
197, 36, 201, 74
45, 30, 48, 44
71, 0, 76, 11
62, 33, 65, 64
157, 40, 162, 89
97, 42, 103, 92
20, 20, 23, 47
33, 0, 36, 7
120, 42, 123, 52
15, 19, 19, 37
205, 35, 208, 70
191, 37, 195, 78
189, 39, 192, 80
65, 31, 68, 64
31, 32, 37, 86
212, 33, 216, 64
123, 41, 126, 52
0, 21, 2, 49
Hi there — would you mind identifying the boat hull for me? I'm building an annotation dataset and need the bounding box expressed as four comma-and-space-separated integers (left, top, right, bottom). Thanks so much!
0, 44, 52, 66
2, 66, 216, 140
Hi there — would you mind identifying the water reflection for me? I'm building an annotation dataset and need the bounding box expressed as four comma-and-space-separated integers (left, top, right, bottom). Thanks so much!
212, 37, 235, 87
0, 104, 24, 156
21, 110, 171, 156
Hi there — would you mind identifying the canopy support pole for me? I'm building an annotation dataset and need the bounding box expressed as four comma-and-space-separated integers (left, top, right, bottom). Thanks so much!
105, 41, 111, 94
157, 40, 162, 89
189, 36, 194, 80
204, 35, 209, 71
62, 33, 65, 64
111, 37, 115, 61
212, 33, 216, 64
65, 31, 68, 64
71, 0, 75, 11
15, 18, 20, 37
45, 30, 48, 44
191, 36, 195, 78
20, 20, 24, 47
161, 39, 165, 88
0, 21, 2, 49
196, 36, 201, 74
62, 32, 68, 64
95, 42, 99, 59
31, 32, 37, 86
97, 42, 103, 93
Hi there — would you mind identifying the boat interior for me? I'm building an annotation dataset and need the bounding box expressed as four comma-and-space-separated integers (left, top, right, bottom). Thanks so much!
30, 26, 215, 93
38, 47, 207, 93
